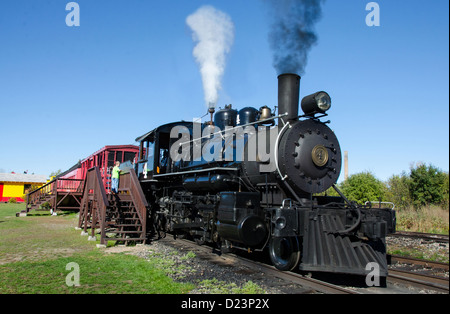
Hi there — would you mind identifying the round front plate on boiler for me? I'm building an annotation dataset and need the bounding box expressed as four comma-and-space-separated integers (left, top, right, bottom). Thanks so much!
278, 119, 342, 194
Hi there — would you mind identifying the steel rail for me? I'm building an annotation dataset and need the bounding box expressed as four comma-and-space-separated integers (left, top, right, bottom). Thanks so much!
162, 238, 360, 294
390, 254, 449, 271
230, 254, 361, 294
390, 231, 449, 243
388, 269, 449, 293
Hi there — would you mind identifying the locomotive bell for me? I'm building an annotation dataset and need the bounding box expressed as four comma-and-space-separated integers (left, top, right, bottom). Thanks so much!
258, 106, 274, 125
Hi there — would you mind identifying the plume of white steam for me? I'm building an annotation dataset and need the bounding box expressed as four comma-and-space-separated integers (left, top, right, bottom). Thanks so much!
186, 6, 235, 110
265, 0, 325, 75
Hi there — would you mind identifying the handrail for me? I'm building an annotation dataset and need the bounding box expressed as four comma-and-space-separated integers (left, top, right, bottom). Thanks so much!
128, 170, 148, 226
26, 179, 57, 209
26, 178, 85, 211
79, 167, 147, 243
27, 178, 56, 197
56, 178, 84, 192
118, 171, 147, 220
82, 167, 110, 243
364, 201, 395, 210
85, 167, 109, 223
91, 167, 110, 208
27, 178, 84, 199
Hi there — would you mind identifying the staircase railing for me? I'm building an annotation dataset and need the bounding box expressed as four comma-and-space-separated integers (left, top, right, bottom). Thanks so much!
81, 167, 110, 244
119, 170, 148, 236
78, 167, 148, 245
26, 178, 84, 213
26, 178, 57, 210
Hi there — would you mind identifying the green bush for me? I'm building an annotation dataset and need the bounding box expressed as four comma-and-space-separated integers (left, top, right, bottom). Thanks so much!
321, 163, 448, 211
338, 171, 386, 204
385, 172, 412, 209
442, 173, 449, 209
409, 163, 448, 208
7, 198, 17, 204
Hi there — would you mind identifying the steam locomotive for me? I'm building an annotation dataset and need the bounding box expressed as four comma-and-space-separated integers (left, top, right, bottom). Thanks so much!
134, 74, 396, 276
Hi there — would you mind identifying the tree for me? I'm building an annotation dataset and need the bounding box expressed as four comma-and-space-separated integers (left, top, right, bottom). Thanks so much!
49, 169, 62, 178
385, 172, 412, 210
339, 171, 386, 205
442, 173, 449, 210
409, 163, 448, 208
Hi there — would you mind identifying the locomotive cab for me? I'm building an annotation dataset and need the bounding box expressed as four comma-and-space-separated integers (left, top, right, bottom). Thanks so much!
136, 132, 155, 180
135, 121, 195, 180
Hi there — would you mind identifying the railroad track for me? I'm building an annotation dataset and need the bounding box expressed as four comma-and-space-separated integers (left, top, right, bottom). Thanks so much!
160, 237, 359, 294
235, 253, 448, 294
388, 269, 449, 293
390, 231, 449, 243
228, 254, 361, 294
388, 254, 449, 293
153, 236, 449, 294
390, 255, 449, 272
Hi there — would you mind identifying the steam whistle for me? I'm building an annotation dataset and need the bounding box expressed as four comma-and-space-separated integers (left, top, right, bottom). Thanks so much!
206, 103, 215, 126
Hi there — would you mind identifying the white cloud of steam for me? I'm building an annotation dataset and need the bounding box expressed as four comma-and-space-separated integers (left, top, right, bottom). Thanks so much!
186, 6, 235, 110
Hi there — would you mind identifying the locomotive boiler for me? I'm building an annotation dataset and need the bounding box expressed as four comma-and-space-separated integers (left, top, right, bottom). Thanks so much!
135, 74, 396, 276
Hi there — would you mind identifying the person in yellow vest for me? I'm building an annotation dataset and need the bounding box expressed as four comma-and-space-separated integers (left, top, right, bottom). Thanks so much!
111, 161, 121, 194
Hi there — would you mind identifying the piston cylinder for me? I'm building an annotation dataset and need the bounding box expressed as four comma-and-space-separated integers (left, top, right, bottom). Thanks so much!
216, 192, 268, 247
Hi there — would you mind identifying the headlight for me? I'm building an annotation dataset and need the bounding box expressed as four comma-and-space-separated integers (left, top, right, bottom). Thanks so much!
301, 91, 332, 116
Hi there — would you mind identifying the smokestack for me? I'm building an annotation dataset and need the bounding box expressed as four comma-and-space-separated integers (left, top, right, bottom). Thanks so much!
344, 151, 349, 180
278, 73, 300, 125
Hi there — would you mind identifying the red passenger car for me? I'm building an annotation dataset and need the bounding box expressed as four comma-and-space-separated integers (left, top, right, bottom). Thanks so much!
21, 145, 140, 216
61, 145, 139, 194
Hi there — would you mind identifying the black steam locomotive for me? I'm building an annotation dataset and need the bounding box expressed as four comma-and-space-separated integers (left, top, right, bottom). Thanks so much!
134, 74, 396, 276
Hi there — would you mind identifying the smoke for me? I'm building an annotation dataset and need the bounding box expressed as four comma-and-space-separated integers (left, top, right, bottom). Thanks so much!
186, 6, 235, 110
265, 0, 325, 75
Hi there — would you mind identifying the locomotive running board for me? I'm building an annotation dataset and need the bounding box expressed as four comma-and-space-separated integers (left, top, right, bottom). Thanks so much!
299, 212, 388, 277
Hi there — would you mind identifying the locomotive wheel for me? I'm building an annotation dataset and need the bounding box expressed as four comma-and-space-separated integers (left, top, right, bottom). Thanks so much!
194, 236, 206, 246
269, 237, 301, 271
154, 214, 167, 239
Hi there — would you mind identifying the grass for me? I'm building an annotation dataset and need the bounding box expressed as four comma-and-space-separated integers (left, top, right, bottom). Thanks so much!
0, 204, 94, 265
0, 203, 192, 294
0, 204, 267, 294
145, 247, 271, 294
388, 247, 449, 264
395, 205, 449, 234
7, 201, 446, 293
0, 251, 192, 294
387, 205, 449, 263
194, 279, 266, 294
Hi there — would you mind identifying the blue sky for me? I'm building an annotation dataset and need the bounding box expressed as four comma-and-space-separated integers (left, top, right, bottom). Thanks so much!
0, 0, 448, 182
